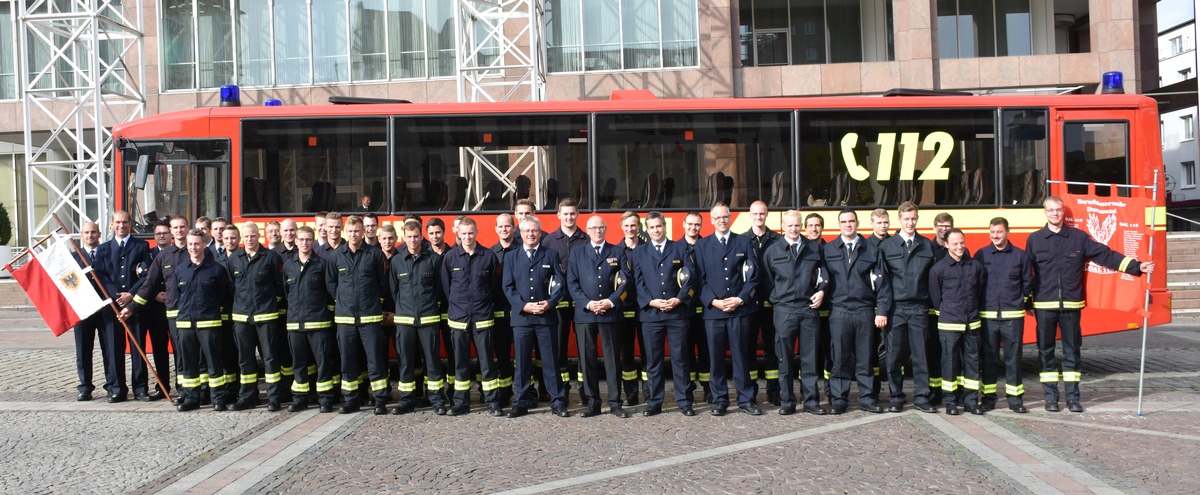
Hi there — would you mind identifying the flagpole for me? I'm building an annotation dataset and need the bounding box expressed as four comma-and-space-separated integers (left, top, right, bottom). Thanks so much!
52, 214, 171, 402
0, 227, 63, 272
1137, 171, 1160, 417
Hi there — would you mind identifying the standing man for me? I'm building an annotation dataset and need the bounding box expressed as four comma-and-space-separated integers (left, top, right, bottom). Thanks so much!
314, 212, 328, 247
138, 221, 174, 401
695, 203, 761, 416
390, 220, 448, 415
328, 215, 390, 415
72, 221, 115, 401
359, 195, 372, 212
1027, 196, 1153, 412
274, 219, 298, 260
568, 215, 630, 418
265, 221, 283, 250
98, 211, 152, 401
441, 217, 504, 416
362, 213, 379, 246
634, 211, 697, 417
503, 217, 569, 418
822, 209, 891, 414
316, 213, 344, 259
617, 211, 646, 406
744, 200, 782, 405
282, 226, 338, 413
209, 218, 230, 259
679, 211, 709, 403
805, 213, 833, 403
542, 198, 587, 399
164, 229, 232, 411
927, 212, 954, 404
975, 217, 1033, 413
125, 216, 191, 405
761, 210, 827, 415
490, 213, 519, 407
877, 202, 936, 414
194, 216, 214, 255
864, 208, 890, 398
227, 222, 287, 412
929, 228, 986, 416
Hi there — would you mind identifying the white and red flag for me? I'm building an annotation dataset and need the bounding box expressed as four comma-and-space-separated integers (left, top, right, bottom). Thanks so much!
4, 234, 109, 336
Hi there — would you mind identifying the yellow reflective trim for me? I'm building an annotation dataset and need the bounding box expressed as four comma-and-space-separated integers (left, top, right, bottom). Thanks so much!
178, 376, 202, 388
264, 372, 282, 383
395, 316, 415, 325
494, 311, 505, 318
133, 295, 148, 305
1118, 257, 1133, 272
823, 370, 831, 379
764, 370, 779, 379
962, 378, 980, 390
281, 366, 293, 376
286, 321, 333, 330
762, 301, 773, 308
397, 381, 417, 392
196, 320, 222, 328
454, 380, 472, 391
231, 312, 279, 322
1005, 384, 1024, 396
1039, 372, 1060, 383
199, 373, 210, 383
929, 377, 943, 387
1062, 371, 1082, 382
575, 372, 584, 382
748, 370, 759, 380
291, 381, 311, 393
177, 321, 192, 329
560, 372, 570, 382
982, 310, 1025, 319
316, 380, 335, 392
623, 311, 636, 318
938, 322, 967, 331
498, 377, 513, 387
341, 380, 359, 391
446, 319, 469, 330
941, 381, 959, 392
698, 373, 710, 382
641, 371, 649, 381
981, 383, 997, 394
969, 321, 981, 330
1033, 300, 1086, 310
166, 310, 179, 318
533, 359, 542, 367
307, 365, 317, 375
688, 372, 698, 381
476, 319, 495, 329
1063, 301, 1085, 309
622, 370, 639, 381
208, 375, 226, 388
426, 379, 445, 391
370, 379, 389, 391
240, 374, 259, 385
420, 315, 441, 325
481, 379, 500, 391
819, 310, 830, 317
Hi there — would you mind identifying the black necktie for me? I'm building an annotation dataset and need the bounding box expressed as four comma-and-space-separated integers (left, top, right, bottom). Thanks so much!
527, 248, 535, 259
218, 247, 225, 257
792, 243, 800, 257
595, 246, 602, 258
846, 243, 853, 264
88, 249, 95, 262
118, 239, 124, 250
720, 236, 727, 247
905, 238, 913, 252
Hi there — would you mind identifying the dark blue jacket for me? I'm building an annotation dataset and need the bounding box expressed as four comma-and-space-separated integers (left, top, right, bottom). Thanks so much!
503, 246, 564, 327
174, 256, 231, 326
760, 237, 827, 314
442, 244, 501, 327
95, 236, 151, 297
975, 242, 1033, 319
878, 233, 935, 307
632, 240, 696, 322
542, 228, 588, 304
822, 234, 892, 316
929, 253, 985, 330
694, 232, 759, 319
567, 242, 629, 324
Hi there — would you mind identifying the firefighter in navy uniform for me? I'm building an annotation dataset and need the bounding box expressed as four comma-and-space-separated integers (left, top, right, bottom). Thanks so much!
760, 210, 828, 415
568, 215, 631, 418
1026, 196, 1153, 413
124, 216, 192, 404
389, 220, 448, 415
877, 202, 937, 414
98, 211, 153, 402
927, 212, 955, 405
822, 208, 891, 415
161, 229, 232, 411
929, 228, 986, 416
542, 198, 588, 400
227, 223, 287, 412
695, 203, 762, 416
328, 215, 391, 415
744, 201, 783, 405
975, 217, 1034, 413
679, 212, 710, 404
441, 217, 504, 416
138, 221, 174, 401
490, 213, 520, 408
617, 211, 647, 407
283, 226, 338, 413
803, 213, 834, 406
633, 211, 697, 417
503, 216, 570, 418
864, 208, 891, 400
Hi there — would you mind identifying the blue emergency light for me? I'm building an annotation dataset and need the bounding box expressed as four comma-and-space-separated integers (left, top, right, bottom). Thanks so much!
264, 99, 282, 106
219, 85, 241, 106
1101, 71, 1124, 94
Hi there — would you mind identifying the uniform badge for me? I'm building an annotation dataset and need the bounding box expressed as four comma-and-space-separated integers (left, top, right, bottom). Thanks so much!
741, 259, 755, 282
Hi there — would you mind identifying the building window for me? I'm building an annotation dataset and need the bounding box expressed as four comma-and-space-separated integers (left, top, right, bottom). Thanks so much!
1180, 68, 1192, 79
0, 1, 16, 100
545, 0, 698, 73
161, 0, 455, 91
1184, 161, 1196, 188
1171, 36, 1184, 56
739, 0, 894, 67
1184, 115, 1195, 141
937, 0, 1033, 59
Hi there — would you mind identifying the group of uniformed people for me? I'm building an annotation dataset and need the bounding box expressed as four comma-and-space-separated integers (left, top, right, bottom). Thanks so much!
72, 195, 1151, 418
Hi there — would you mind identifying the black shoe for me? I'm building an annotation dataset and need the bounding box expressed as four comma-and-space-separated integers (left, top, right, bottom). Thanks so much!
642, 405, 662, 417
108, 394, 127, 404
338, 404, 360, 414
914, 403, 937, 414
552, 406, 570, 417
172, 396, 185, 406
148, 391, 167, 401
929, 391, 943, 406
177, 401, 200, 412
703, 391, 714, 404
887, 404, 904, 413
1067, 401, 1083, 413
830, 404, 847, 415
680, 406, 697, 417
965, 405, 983, 416
741, 404, 764, 416
980, 402, 996, 412
199, 392, 211, 406
374, 404, 388, 415
580, 407, 601, 418
1045, 402, 1060, 412
767, 394, 782, 407
76, 392, 93, 401
212, 402, 228, 412
416, 397, 433, 408
803, 406, 827, 416
391, 404, 415, 415
1009, 404, 1028, 413
319, 403, 334, 413
622, 396, 640, 407
506, 407, 528, 418
135, 392, 151, 402
710, 405, 728, 417
945, 405, 960, 416
488, 405, 505, 417
778, 405, 797, 416
229, 400, 254, 412
859, 403, 884, 414
433, 405, 448, 416
538, 392, 551, 403
611, 406, 631, 418
267, 401, 282, 412
448, 406, 470, 416
288, 401, 308, 412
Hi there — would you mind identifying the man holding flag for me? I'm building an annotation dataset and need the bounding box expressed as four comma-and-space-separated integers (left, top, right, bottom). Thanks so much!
72, 222, 116, 401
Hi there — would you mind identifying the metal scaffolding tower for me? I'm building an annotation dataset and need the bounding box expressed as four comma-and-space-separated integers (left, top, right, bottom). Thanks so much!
455, 0, 551, 209
19, 0, 145, 244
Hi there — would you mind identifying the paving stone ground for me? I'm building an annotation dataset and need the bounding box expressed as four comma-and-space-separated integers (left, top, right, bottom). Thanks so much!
0, 305, 1197, 494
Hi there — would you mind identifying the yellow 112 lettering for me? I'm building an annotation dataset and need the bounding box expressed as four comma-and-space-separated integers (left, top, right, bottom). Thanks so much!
840, 131, 953, 182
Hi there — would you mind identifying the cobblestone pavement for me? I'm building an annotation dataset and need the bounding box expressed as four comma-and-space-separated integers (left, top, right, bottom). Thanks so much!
0, 306, 1197, 494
